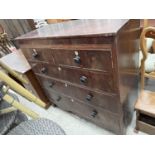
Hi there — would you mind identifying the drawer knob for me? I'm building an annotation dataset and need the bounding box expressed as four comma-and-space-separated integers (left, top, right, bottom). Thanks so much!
80, 76, 87, 84
41, 67, 47, 74
56, 96, 61, 102
73, 55, 81, 64
32, 51, 38, 58
91, 110, 98, 118
49, 82, 55, 88
86, 93, 93, 101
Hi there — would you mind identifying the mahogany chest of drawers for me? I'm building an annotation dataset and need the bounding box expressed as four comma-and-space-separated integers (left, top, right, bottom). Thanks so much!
15, 19, 141, 134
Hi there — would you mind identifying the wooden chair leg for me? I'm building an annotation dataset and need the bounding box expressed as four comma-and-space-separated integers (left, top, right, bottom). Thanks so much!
134, 111, 140, 133
3, 93, 39, 118
0, 71, 46, 108
0, 107, 16, 115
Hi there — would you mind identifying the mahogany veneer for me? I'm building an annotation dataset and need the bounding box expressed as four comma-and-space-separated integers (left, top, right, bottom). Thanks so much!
15, 19, 141, 134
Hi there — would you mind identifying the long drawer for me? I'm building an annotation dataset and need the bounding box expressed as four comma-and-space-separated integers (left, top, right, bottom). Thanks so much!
36, 74, 120, 114
42, 88, 121, 134
30, 62, 116, 93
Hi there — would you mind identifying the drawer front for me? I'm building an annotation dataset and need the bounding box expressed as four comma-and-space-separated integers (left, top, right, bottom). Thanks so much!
137, 121, 155, 135
22, 48, 54, 63
52, 49, 113, 72
36, 75, 120, 113
30, 62, 116, 93
43, 88, 121, 134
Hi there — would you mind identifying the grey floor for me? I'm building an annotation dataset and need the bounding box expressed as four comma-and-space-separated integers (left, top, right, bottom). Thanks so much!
16, 93, 146, 135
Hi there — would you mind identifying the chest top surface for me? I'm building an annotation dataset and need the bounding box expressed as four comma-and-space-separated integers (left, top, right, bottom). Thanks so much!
16, 19, 129, 40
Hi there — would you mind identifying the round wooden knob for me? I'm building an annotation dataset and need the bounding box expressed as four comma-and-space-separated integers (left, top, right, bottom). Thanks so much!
73, 55, 81, 64
32, 51, 38, 58
40, 67, 47, 74
91, 110, 98, 118
56, 96, 61, 102
86, 93, 93, 101
80, 76, 87, 84
49, 82, 55, 88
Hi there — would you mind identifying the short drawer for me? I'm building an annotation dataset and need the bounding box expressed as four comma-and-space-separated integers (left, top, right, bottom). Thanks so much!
22, 48, 54, 63
52, 49, 113, 72
137, 121, 155, 135
30, 62, 116, 93
36, 75, 120, 113
43, 88, 121, 134
137, 113, 155, 134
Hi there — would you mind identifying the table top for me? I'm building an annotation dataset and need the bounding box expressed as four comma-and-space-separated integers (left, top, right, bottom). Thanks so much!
15, 19, 129, 40
135, 90, 155, 116
0, 50, 31, 73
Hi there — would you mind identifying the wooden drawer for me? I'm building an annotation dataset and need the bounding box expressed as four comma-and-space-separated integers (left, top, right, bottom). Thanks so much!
137, 121, 155, 135
137, 113, 155, 134
43, 88, 121, 134
22, 48, 54, 63
36, 75, 120, 113
52, 49, 113, 72
30, 62, 116, 93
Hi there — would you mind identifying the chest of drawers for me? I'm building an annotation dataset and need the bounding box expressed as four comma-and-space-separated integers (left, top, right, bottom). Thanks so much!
15, 19, 141, 134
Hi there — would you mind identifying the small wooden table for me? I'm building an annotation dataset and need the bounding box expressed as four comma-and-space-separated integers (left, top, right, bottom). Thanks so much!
135, 90, 155, 134
0, 50, 50, 108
